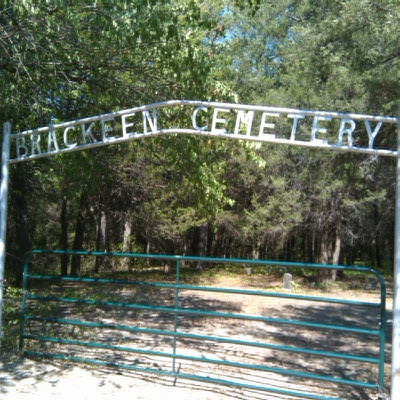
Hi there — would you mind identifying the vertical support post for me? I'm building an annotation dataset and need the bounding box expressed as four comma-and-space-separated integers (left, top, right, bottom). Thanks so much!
19, 251, 31, 352
0, 122, 11, 345
393, 103, 400, 398
378, 273, 387, 392
172, 258, 181, 374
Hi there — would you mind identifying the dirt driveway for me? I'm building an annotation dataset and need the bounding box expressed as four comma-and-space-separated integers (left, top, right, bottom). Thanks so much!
1, 273, 393, 400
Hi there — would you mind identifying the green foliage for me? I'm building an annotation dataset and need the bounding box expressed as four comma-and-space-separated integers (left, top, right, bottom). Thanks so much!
0, 0, 218, 128
2, 285, 22, 351
1, 0, 398, 280
209, 0, 398, 270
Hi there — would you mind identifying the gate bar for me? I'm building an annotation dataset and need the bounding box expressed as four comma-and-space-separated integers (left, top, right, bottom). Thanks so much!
23, 316, 381, 363
23, 272, 382, 308
22, 336, 379, 389
23, 292, 382, 335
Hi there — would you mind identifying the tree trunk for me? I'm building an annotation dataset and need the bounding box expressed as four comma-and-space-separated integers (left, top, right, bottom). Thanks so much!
164, 240, 174, 274
207, 222, 214, 257
318, 226, 332, 284
252, 238, 261, 260
60, 197, 69, 275
145, 240, 151, 266
121, 217, 133, 271
70, 193, 89, 276
373, 205, 382, 269
196, 223, 209, 270
331, 218, 342, 280
212, 226, 222, 257
95, 210, 107, 273
308, 229, 317, 262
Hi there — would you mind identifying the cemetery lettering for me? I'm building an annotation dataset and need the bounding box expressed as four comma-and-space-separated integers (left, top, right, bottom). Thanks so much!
10, 102, 396, 162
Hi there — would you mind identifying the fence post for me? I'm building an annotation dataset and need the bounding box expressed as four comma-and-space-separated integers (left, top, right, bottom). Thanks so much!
172, 258, 181, 374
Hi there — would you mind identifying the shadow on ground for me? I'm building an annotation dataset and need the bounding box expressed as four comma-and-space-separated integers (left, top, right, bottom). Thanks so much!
14, 278, 392, 400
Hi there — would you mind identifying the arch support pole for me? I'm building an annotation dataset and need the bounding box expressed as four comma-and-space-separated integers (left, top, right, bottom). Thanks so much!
393, 104, 400, 398
0, 122, 11, 345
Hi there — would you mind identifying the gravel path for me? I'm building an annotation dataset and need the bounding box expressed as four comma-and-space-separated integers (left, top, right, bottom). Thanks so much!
1, 358, 236, 400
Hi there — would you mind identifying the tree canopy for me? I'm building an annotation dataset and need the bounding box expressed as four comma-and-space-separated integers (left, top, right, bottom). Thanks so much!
1, 0, 399, 280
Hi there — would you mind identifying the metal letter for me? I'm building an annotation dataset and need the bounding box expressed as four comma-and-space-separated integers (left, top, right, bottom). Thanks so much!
81, 122, 97, 144
122, 113, 137, 137
47, 125, 60, 153
211, 108, 230, 134
311, 116, 332, 142
31, 132, 42, 155
143, 109, 158, 134
338, 119, 356, 147
101, 116, 116, 142
259, 112, 280, 136
288, 114, 305, 141
365, 120, 383, 149
16, 137, 28, 159
192, 106, 208, 131
63, 126, 77, 149
235, 110, 254, 136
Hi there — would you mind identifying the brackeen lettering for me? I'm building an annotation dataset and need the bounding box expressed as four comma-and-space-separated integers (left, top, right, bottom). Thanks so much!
9, 100, 398, 163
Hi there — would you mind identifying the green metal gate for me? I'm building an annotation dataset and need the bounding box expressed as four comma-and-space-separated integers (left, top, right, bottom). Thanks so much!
20, 249, 388, 400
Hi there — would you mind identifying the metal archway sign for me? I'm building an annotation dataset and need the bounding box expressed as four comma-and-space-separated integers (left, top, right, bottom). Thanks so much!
0, 100, 399, 397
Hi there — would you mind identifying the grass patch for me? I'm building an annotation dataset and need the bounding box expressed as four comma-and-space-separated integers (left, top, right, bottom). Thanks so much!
2, 285, 22, 353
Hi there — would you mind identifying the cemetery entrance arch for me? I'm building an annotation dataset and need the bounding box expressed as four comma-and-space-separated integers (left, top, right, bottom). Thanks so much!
0, 100, 398, 397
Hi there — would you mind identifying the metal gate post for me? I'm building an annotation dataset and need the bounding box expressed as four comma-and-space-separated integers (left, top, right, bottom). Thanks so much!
392, 104, 400, 398
172, 258, 181, 374
0, 122, 11, 345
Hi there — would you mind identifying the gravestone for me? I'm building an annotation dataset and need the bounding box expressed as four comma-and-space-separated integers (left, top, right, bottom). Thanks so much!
283, 273, 293, 291
366, 277, 379, 290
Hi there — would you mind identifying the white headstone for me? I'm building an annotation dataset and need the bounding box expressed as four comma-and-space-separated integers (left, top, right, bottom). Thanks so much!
283, 273, 292, 291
